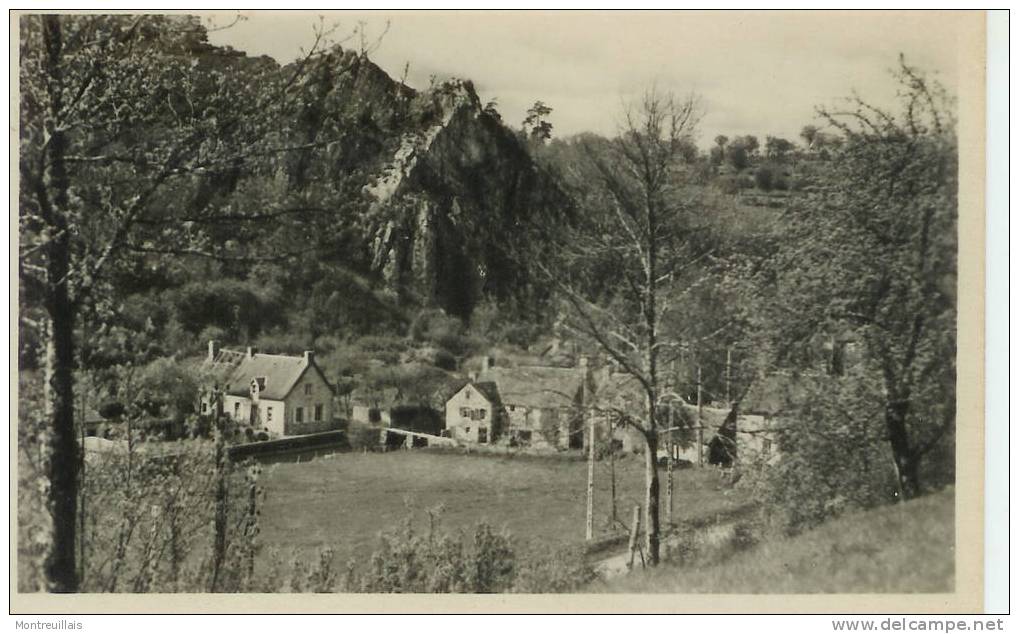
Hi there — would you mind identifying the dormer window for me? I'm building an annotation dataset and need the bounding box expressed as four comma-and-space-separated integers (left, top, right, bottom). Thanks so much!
251, 377, 266, 394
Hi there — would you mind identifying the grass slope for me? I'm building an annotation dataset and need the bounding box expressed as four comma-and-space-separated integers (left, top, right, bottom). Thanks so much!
593, 487, 955, 593
257, 450, 747, 567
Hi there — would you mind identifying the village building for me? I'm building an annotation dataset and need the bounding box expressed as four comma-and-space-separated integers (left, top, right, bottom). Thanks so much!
201, 341, 335, 437
444, 380, 500, 444
442, 357, 593, 449
349, 386, 398, 427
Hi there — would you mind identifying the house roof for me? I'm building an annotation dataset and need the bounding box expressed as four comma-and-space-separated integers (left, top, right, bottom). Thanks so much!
478, 365, 586, 410
204, 349, 328, 401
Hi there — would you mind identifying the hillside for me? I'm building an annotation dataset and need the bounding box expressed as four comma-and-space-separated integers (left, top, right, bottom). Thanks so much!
591, 489, 955, 593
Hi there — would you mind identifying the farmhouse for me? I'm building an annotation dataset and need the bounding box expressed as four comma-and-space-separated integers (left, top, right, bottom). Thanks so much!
201, 341, 335, 437
444, 380, 501, 444
443, 358, 593, 449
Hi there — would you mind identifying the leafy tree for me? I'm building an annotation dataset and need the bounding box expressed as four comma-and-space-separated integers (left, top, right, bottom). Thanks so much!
726, 141, 750, 170
739, 134, 760, 157
767, 58, 957, 499
523, 100, 554, 143
799, 124, 819, 149
764, 135, 795, 161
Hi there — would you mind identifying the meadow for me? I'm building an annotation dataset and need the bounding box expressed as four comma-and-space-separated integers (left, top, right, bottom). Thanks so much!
256, 449, 749, 568
592, 487, 955, 593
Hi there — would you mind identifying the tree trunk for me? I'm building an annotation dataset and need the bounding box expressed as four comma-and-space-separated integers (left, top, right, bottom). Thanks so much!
886, 400, 921, 499
43, 294, 78, 592
643, 431, 660, 566
41, 15, 79, 593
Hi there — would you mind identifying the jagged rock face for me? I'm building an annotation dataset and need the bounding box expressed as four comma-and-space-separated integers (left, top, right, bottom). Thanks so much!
222, 43, 572, 321
360, 77, 571, 319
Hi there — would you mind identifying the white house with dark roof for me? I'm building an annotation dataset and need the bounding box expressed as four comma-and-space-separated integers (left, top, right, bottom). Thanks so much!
444, 380, 501, 444
201, 341, 335, 437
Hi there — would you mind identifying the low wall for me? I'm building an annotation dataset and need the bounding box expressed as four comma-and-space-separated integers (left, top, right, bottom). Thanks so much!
227, 430, 348, 460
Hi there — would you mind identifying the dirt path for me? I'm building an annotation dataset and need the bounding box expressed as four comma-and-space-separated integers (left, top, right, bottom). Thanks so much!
592, 520, 742, 579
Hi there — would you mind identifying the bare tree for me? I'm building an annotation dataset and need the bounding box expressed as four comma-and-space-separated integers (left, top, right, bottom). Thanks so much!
538, 88, 703, 565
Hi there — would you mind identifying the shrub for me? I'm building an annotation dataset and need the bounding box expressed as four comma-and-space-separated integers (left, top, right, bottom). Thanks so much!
754, 165, 776, 191
342, 511, 595, 593
743, 371, 900, 533
347, 422, 381, 451
513, 545, 598, 593
433, 349, 457, 371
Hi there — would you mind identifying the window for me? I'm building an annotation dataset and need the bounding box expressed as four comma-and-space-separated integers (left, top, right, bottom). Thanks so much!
314, 404, 323, 421
266, 407, 273, 422
465, 388, 470, 400
460, 407, 470, 418
763, 438, 773, 454
509, 405, 515, 412
478, 428, 488, 443
234, 402, 240, 418
201, 401, 208, 414
295, 407, 304, 423
305, 384, 312, 395
369, 408, 381, 423
478, 409, 487, 420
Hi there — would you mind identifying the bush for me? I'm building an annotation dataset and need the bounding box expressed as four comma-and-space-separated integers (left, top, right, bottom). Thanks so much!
433, 349, 457, 371
513, 545, 598, 593
754, 165, 776, 191
343, 511, 596, 593
743, 371, 899, 533
347, 422, 381, 451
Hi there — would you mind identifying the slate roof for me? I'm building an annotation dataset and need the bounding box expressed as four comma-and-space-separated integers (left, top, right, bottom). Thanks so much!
204, 349, 327, 401
478, 365, 587, 410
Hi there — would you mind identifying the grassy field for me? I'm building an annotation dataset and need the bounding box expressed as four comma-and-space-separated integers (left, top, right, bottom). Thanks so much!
257, 449, 749, 568
592, 487, 955, 593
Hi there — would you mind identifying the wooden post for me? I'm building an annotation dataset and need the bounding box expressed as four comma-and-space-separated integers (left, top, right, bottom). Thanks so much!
725, 347, 732, 405
610, 427, 617, 528
627, 504, 641, 569
696, 365, 704, 467
666, 434, 674, 526
586, 413, 595, 541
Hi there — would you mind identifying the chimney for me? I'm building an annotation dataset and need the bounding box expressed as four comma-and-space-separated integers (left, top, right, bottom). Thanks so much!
246, 346, 258, 359
485, 355, 495, 370
207, 340, 220, 363
468, 370, 478, 382
304, 350, 315, 364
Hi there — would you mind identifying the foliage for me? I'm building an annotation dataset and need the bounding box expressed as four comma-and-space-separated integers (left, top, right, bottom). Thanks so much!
765, 58, 957, 498
741, 371, 899, 531
523, 100, 554, 143
345, 510, 593, 593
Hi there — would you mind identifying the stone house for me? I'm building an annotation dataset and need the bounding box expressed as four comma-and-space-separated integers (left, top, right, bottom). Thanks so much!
443, 358, 593, 449
444, 380, 501, 444
201, 341, 335, 437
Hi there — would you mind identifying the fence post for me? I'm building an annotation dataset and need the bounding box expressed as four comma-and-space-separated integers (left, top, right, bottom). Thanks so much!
627, 504, 642, 570
586, 414, 595, 541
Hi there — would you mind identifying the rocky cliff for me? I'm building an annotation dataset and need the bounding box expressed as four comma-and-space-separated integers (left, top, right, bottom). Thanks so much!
277, 49, 572, 319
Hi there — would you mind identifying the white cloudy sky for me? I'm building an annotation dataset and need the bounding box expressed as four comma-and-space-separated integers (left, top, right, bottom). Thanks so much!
207, 11, 962, 146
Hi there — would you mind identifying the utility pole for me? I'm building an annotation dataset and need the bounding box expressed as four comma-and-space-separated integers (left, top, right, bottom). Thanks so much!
725, 347, 732, 406
696, 365, 704, 467
586, 412, 595, 541
610, 433, 617, 527
666, 430, 674, 525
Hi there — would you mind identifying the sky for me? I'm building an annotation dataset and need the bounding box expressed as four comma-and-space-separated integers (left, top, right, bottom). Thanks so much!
206, 11, 962, 147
